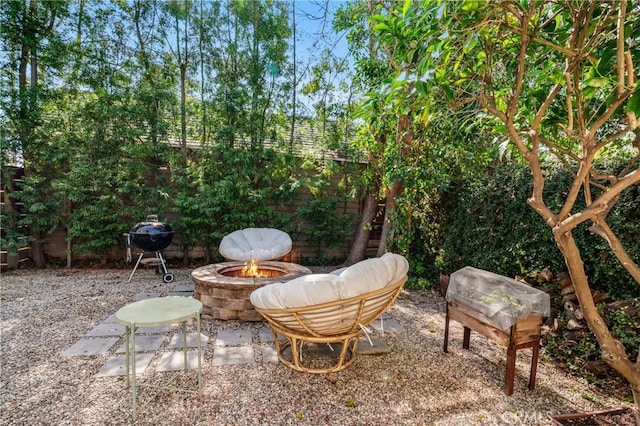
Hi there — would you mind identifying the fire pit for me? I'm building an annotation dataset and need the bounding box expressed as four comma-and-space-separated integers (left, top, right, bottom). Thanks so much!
191, 261, 311, 321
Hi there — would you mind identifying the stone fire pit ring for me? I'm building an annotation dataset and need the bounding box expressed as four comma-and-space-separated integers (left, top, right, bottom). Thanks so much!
191, 261, 311, 321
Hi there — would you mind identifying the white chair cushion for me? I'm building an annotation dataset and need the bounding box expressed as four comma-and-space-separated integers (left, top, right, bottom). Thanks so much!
250, 253, 409, 310
250, 274, 346, 309
338, 252, 409, 298
219, 228, 292, 262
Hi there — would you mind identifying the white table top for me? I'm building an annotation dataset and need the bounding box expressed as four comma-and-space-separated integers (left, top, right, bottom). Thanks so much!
116, 297, 203, 327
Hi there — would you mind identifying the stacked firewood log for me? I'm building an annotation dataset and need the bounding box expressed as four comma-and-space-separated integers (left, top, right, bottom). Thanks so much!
530, 269, 608, 336
513, 268, 637, 380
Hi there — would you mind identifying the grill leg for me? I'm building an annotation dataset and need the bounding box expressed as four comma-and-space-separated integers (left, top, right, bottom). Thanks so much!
157, 251, 169, 275
128, 252, 145, 282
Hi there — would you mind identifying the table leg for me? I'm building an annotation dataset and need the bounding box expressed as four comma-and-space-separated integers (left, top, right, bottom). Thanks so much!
182, 322, 188, 370
124, 326, 130, 387
197, 312, 202, 394
131, 325, 137, 421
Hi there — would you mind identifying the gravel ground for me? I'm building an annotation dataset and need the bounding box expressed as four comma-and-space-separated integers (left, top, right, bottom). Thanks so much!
0, 267, 630, 425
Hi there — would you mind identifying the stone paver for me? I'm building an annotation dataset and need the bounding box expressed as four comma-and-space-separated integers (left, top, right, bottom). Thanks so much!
85, 323, 126, 337
115, 335, 165, 353
171, 284, 195, 292
261, 344, 279, 363
357, 336, 391, 355
132, 292, 161, 301
94, 353, 154, 377
214, 329, 252, 346
62, 285, 402, 374
102, 314, 119, 324
370, 317, 405, 334
167, 332, 209, 349
156, 350, 201, 372
258, 326, 274, 343
62, 337, 119, 357
212, 346, 254, 366
304, 342, 342, 357
134, 325, 173, 334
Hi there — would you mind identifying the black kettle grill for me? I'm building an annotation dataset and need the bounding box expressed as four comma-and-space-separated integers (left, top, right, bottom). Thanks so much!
125, 215, 175, 283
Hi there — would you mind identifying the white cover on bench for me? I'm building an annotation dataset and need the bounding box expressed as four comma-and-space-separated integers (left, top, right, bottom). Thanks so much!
219, 228, 292, 262
250, 253, 409, 310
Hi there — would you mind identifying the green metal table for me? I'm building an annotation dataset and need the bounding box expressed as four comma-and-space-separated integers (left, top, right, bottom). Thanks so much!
115, 296, 203, 421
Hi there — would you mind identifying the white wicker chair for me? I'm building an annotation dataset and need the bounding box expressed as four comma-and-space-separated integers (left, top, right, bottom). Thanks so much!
218, 228, 292, 262
250, 253, 409, 373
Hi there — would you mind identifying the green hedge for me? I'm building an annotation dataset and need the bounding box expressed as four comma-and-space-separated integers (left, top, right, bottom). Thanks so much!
408, 160, 640, 300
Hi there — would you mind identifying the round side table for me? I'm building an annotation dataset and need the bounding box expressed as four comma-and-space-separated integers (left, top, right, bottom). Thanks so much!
115, 296, 203, 421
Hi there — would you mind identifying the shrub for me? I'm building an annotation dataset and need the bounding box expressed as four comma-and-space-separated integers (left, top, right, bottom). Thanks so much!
406, 159, 639, 300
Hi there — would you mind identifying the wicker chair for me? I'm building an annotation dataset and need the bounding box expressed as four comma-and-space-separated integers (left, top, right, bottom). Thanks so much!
250, 253, 409, 373
218, 228, 292, 262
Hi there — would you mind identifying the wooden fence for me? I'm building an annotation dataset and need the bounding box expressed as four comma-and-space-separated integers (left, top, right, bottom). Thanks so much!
3, 166, 384, 267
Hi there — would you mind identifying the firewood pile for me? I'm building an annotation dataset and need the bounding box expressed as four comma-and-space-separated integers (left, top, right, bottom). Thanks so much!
531, 268, 607, 335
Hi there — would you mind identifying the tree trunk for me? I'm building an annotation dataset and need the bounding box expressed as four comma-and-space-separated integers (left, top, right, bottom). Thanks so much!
22, 166, 46, 268
554, 230, 640, 416
2, 168, 19, 269
66, 236, 72, 268
289, 0, 296, 148
29, 230, 46, 268
183, 244, 189, 267
180, 63, 187, 153
344, 192, 377, 265
376, 180, 403, 256
18, 2, 45, 268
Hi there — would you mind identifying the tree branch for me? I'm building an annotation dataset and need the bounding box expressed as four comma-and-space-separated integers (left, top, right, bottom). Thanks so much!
538, 134, 581, 163
556, 167, 640, 232
594, 127, 637, 152
586, 92, 634, 144
590, 217, 640, 285
616, 0, 627, 97
506, 2, 534, 121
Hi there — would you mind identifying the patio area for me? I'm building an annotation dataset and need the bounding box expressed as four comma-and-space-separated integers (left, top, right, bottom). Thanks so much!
0, 267, 628, 425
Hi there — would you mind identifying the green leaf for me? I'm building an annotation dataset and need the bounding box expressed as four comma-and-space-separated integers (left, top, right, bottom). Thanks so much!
416, 80, 428, 97
370, 14, 387, 23
461, 0, 480, 12
402, 0, 412, 16
442, 84, 454, 100
373, 23, 391, 32
627, 90, 640, 114
583, 77, 611, 88
463, 35, 477, 54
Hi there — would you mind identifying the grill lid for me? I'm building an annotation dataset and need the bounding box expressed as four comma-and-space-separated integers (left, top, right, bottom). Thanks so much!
129, 215, 173, 251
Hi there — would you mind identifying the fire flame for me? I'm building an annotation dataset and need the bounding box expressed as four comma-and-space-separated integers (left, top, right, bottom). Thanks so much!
242, 259, 263, 278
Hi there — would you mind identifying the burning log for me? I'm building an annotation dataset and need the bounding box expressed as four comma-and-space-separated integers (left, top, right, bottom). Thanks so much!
242, 259, 264, 278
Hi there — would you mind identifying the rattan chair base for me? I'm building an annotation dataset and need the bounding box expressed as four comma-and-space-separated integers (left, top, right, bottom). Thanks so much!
270, 329, 361, 374
255, 277, 407, 373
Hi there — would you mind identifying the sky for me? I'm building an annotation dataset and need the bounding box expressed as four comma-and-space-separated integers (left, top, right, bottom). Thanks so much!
291, 1, 354, 111
294, 1, 351, 65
